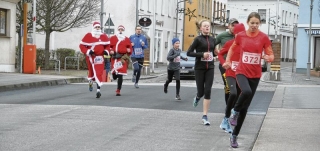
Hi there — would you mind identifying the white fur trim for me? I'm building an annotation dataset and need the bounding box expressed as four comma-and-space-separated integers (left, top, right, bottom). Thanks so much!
93, 24, 101, 28
80, 41, 110, 46
104, 50, 110, 55
86, 49, 92, 56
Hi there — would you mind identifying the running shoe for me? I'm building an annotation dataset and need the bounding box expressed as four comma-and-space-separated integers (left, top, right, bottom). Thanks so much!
116, 89, 121, 96
132, 75, 136, 83
230, 135, 238, 148
175, 94, 181, 100
202, 115, 210, 126
229, 108, 239, 126
134, 83, 139, 88
164, 84, 168, 93
193, 96, 199, 107
220, 117, 233, 133
88, 80, 93, 92
96, 91, 101, 98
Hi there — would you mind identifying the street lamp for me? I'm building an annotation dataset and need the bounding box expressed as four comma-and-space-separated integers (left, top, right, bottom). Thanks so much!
306, 0, 314, 80
292, 23, 297, 73
175, 0, 192, 38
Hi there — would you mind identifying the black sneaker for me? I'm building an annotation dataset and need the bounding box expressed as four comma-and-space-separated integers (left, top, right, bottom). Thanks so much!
175, 94, 181, 100
164, 84, 168, 93
96, 92, 101, 98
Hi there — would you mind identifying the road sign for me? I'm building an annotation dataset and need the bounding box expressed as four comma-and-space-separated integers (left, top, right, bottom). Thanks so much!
139, 17, 152, 27
105, 17, 114, 26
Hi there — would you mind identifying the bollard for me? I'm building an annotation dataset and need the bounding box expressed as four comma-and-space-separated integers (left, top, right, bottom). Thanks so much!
142, 66, 150, 75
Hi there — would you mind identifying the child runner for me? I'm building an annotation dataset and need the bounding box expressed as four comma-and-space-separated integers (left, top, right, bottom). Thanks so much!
164, 38, 188, 100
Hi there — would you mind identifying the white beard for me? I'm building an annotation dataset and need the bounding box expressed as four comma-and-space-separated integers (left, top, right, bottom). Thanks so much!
91, 29, 102, 38
116, 32, 125, 41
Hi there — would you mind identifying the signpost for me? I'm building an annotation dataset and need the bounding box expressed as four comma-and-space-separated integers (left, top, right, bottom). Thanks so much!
104, 13, 114, 36
138, 17, 152, 27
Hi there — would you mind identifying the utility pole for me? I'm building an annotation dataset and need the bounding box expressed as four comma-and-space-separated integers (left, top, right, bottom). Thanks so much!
275, 0, 279, 39
268, 8, 270, 37
292, 23, 297, 73
100, 0, 105, 30
175, 0, 179, 38
32, 0, 36, 44
306, 0, 314, 80
151, 0, 156, 73
136, 0, 139, 26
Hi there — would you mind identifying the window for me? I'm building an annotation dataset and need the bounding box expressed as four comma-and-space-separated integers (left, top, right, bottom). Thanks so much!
0, 8, 7, 36
258, 9, 266, 24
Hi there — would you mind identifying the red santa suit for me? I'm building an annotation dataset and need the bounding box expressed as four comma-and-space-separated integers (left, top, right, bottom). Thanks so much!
79, 22, 110, 87
110, 25, 132, 75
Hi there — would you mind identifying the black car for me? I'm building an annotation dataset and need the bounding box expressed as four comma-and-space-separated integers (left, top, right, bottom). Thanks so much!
179, 52, 195, 78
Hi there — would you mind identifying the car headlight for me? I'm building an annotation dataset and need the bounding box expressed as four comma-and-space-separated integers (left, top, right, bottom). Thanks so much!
181, 66, 185, 69
192, 66, 194, 69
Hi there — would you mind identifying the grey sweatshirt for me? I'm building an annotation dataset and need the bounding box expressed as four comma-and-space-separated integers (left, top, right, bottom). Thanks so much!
166, 48, 187, 70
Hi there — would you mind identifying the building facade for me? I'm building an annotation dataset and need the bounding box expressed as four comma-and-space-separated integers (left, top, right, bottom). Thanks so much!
0, 0, 20, 72
183, 0, 213, 51
227, 0, 299, 62
34, 0, 189, 65
296, 0, 320, 73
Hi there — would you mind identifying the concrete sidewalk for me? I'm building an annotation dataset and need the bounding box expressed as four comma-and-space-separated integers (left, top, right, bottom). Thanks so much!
253, 63, 320, 151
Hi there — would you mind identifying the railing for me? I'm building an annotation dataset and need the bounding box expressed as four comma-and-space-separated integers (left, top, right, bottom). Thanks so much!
49, 59, 60, 74
64, 56, 79, 70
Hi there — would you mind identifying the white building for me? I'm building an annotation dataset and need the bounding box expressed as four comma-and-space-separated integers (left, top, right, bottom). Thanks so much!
212, 0, 229, 37
0, 0, 20, 72
34, 0, 185, 65
227, 0, 299, 62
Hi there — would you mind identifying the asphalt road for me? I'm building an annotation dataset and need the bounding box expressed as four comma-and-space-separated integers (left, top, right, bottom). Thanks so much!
0, 82, 274, 151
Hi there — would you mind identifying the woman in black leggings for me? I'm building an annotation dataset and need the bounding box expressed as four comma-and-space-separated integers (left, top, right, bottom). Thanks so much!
223, 12, 274, 148
187, 19, 217, 126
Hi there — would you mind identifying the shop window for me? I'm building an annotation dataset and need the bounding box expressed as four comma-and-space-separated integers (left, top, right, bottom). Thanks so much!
0, 8, 7, 36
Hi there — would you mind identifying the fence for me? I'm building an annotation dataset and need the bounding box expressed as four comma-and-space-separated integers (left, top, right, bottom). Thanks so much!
49, 59, 60, 74
64, 56, 79, 70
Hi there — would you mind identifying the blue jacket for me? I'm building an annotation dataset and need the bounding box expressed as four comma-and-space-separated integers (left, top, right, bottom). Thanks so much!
129, 34, 148, 58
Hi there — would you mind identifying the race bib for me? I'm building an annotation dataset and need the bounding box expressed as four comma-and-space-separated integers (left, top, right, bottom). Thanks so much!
94, 56, 103, 64
231, 61, 239, 71
134, 48, 143, 55
173, 56, 181, 62
242, 52, 261, 65
201, 52, 213, 61
114, 61, 123, 69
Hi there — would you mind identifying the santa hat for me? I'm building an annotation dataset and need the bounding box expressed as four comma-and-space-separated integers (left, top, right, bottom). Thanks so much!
93, 21, 101, 28
118, 25, 125, 31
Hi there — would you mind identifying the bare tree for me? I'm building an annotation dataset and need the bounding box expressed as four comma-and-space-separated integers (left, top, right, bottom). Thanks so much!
17, 0, 100, 69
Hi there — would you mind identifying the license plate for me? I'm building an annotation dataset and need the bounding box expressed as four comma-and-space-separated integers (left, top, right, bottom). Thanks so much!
180, 70, 189, 73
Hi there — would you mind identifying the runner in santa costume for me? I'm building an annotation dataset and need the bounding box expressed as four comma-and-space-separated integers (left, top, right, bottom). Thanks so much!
110, 25, 132, 96
79, 21, 110, 98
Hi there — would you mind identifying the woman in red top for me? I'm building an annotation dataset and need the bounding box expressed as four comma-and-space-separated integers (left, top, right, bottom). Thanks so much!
217, 23, 245, 134
223, 12, 274, 148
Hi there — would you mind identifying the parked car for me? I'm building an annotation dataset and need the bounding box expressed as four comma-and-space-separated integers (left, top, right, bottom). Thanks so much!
261, 52, 267, 72
179, 51, 195, 79
261, 58, 267, 72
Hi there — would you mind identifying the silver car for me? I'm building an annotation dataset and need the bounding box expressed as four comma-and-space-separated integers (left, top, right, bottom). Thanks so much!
179, 52, 195, 78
